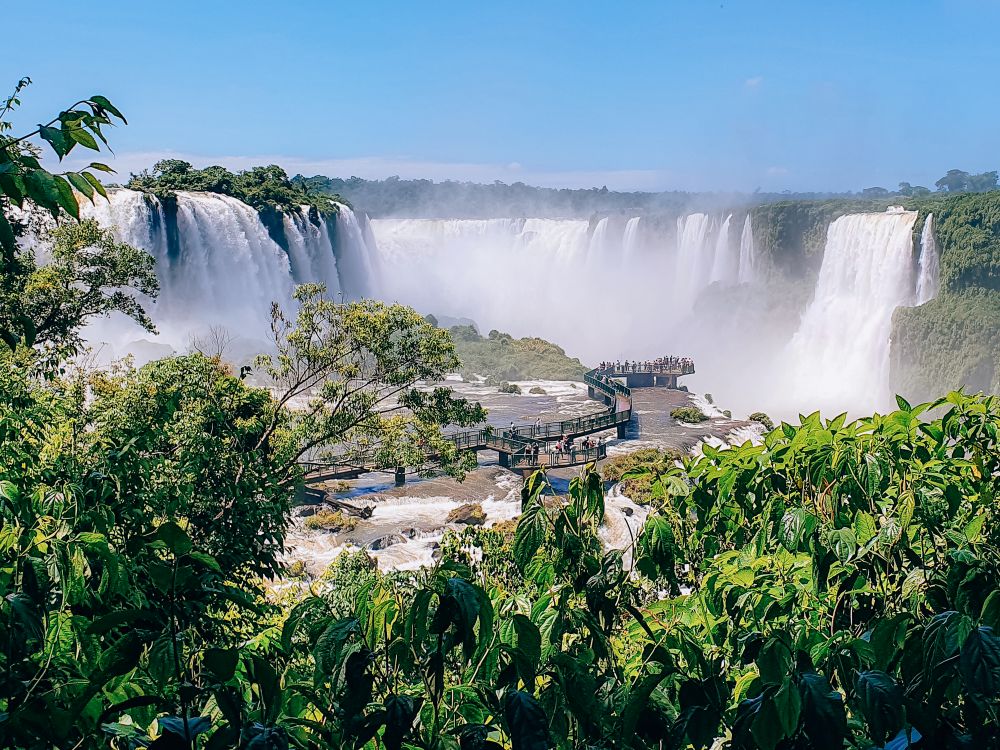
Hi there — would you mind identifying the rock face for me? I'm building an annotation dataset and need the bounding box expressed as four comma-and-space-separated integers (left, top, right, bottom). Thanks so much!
445, 503, 486, 526
368, 534, 406, 551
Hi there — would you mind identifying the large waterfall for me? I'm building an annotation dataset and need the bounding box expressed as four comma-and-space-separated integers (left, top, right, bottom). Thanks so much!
80, 189, 378, 356
783, 210, 919, 413
367, 213, 752, 362
68, 189, 944, 416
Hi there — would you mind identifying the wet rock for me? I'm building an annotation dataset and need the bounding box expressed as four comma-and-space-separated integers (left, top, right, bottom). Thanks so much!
446, 503, 486, 525
294, 505, 321, 518
401, 527, 418, 539
368, 534, 406, 551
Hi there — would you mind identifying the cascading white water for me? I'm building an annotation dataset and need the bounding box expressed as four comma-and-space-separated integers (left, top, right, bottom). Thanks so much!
915, 213, 940, 304
332, 205, 382, 299
622, 217, 641, 260
673, 213, 715, 309
283, 207, 341, 296
709, 214, 736, 284
738, 214, 756, 284
80, 189, 372, 356
783, 209, 919, 413
368, 214, 728, 361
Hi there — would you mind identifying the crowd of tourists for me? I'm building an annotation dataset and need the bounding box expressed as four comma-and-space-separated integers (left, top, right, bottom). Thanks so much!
513, 431, 606, 465
599, 356, 694, 374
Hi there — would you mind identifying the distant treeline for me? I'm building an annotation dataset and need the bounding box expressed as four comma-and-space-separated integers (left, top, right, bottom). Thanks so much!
290, 175, 855, 219
293, 169, 998, 219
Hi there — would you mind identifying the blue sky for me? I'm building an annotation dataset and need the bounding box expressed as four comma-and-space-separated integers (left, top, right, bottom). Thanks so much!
3, 0, 997, 192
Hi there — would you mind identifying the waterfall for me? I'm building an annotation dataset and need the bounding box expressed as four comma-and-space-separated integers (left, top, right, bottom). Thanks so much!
587, 217, 611, 267
709, 214, 736, 284
367, 213, 726, 361
737, 214, 756, 283
784, 209, 919, 413
915, 213, 940, 304
283, 208, 341, 296
622, 217, 641, 260
79, 189, 374, 355
673, 213, 714, 308
332, 206, 382, 299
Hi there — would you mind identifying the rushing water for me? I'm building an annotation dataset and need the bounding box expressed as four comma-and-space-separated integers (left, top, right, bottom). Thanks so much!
81, 189, 378, 356
737, 214, 756, 284
75, 189, 943, 416
783, 209, 920, 413
915, 213, 940, 305
368, 213, 752, 362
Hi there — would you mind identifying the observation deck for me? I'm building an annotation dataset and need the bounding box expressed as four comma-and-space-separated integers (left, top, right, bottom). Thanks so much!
302, 355, 693, 483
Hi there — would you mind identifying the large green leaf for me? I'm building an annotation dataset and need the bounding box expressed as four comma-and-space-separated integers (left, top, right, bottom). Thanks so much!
779, 508, 818, 551
855, 670, 904, 745
383, 694, 423, 750
798, 672, 847, 750
503, 690, 551, 750
959, 626, 1000, 698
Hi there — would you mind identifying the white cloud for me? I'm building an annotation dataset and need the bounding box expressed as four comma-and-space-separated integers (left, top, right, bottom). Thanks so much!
61, 150, 673, 192
744, 76, 764, 90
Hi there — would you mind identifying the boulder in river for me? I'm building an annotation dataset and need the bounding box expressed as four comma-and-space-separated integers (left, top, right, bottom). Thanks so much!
446, 503, 486, 525
368, 534, 407, 551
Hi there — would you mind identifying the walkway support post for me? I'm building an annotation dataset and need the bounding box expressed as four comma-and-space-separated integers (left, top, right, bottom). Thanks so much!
394, 467, 405, 486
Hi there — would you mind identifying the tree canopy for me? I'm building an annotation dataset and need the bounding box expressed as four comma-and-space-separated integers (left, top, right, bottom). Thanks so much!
128, 159, 342, 214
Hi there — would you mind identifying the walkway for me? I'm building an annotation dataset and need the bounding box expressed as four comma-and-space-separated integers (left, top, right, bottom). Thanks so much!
303, 356, 691, 482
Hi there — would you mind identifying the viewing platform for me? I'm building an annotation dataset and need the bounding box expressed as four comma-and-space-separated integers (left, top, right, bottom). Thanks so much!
302, 355, 693, 484
595, 357, 695, 390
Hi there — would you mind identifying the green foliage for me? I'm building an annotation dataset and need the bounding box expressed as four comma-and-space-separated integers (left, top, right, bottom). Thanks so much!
670, 405, 708, 423
935, 168, 999, 194
1, 219, 158, 361
127, 159, 341, 214
1, 80, 127, 347
749, 411, 775, 431
892, 291, 1000, 401
444, 325, 589, 382
255, 284, 487, 480
303, 509, 359, 532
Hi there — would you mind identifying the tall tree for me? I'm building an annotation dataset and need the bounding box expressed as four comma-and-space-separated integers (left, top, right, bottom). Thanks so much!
0, 78, 128, 348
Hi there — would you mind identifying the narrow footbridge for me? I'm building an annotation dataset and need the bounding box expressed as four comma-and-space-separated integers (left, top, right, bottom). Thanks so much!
303, 357, 692, 483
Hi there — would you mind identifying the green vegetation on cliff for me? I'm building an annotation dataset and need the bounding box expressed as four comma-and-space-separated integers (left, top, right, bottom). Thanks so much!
128, 159, 342, 214
891, 192, 1000, 401
446, 324, 589, 381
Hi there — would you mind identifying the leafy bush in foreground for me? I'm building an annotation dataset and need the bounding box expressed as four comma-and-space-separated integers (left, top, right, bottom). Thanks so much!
671, 405, 708, 423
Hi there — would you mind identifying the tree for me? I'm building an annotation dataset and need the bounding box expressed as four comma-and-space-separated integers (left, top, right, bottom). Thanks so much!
254, 284, 486, 481
1, 78, 128, 348
862, 186, 889, 197
936, 169, 971, 192
1, 219, 158, 359
968, 170, 999, 193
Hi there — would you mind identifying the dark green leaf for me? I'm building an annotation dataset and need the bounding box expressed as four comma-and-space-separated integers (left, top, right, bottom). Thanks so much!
959, 626, 1000, 698
503, 690, 551, 750
798, 672, 847, 750
203, 647, 240, 683
855, 670, 904, 745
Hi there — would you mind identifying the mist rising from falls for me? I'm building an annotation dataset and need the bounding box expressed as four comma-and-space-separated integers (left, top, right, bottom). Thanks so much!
709, 214, 735, 284
368, 213, 754, 363
80, 189, 377, 357
738, 214, 756, 284
915, 214, 940, 305
783, 210, 919, 414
